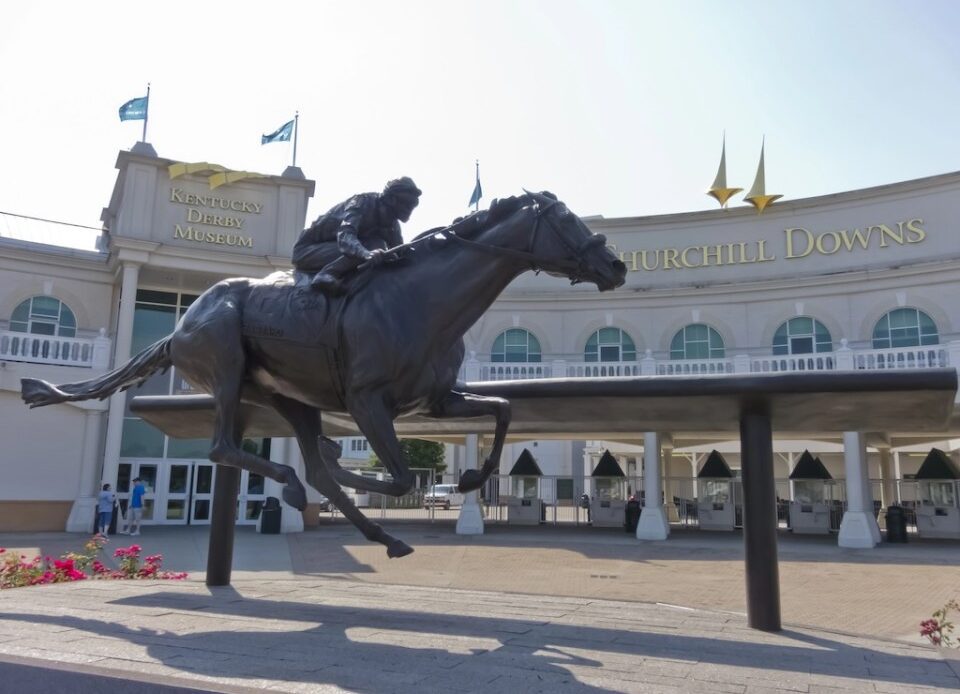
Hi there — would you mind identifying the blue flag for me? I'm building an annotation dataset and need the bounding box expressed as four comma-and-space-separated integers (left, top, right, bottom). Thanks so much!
262, 120, 294, 145
469, 178, 483, 207
118, 96, 148, 121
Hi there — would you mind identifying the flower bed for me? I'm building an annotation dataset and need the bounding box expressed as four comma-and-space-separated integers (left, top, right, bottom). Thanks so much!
1, 535, 187, 589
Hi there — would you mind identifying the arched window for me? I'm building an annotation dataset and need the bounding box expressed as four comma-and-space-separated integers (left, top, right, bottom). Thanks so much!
772, 317, 831, 355
9, 296, 77, 337
585, 327, 636, 362
872, 308, 939, 349
670, 324, 725, 360
491, 328, 542, 363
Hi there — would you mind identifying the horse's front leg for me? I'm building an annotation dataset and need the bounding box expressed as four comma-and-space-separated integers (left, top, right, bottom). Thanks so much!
345, 390, 417, 495
429, 390, 511, 492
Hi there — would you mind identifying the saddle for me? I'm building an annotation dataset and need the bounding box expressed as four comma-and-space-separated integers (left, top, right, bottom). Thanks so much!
240, 270, 346, 350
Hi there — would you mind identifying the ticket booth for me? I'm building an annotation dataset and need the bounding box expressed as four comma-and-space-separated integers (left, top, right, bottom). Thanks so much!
788, 450, 833, 534
914, 447, 960, 539
590, 450, 627, 527
506, 448, 543, 525
697, 450, 736, 531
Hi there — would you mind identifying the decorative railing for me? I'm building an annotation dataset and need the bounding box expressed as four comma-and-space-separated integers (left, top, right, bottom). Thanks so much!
0, 329, 110, 368
564, 361, 644, 378
460, 339, 960, 387
478, 364, 553, 381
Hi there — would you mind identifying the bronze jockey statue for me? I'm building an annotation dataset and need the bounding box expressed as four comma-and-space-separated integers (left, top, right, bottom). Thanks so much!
293, 177, 422, 293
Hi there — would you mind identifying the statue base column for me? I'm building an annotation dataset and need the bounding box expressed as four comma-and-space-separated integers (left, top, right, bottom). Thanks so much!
637, 506, 670, 540
838, 510, 881, 548
456, 493, 484, 535
66, 497, 97, 533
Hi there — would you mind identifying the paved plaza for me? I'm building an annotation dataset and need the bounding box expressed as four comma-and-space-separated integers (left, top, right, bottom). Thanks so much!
0, 522, 958, 692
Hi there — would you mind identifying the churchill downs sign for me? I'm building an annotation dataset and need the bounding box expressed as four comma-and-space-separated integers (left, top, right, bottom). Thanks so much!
608, 218, 927, 272
168, 187, 262, 248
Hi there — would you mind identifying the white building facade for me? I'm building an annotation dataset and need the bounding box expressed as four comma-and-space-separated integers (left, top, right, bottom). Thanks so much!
1, 145, 958, 544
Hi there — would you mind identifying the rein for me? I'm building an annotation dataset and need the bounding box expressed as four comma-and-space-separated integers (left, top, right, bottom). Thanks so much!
446, 199, 606, 282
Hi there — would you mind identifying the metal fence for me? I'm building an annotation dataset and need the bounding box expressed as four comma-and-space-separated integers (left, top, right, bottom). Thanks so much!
318, 472, 939, 535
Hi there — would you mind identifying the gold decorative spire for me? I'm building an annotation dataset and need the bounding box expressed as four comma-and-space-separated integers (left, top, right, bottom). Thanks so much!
744, 138, 782, 213
707, 133, 742, 207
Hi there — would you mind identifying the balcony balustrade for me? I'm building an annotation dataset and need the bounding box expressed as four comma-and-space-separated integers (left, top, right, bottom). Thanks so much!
0, 329, 111, 369
461, 340, 960, 400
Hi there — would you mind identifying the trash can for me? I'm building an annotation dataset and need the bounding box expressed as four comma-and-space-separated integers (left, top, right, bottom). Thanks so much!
885, 505, 908, 543
260, 496, 282, 534
625, 498, 641, 533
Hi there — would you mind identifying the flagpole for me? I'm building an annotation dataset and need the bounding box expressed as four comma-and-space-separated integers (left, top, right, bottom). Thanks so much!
142, 83, 150, 143
292, 112, 299, 167
474, 159, 480, 212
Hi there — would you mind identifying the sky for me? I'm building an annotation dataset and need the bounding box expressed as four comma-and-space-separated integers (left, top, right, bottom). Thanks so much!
2, 0, 960, 250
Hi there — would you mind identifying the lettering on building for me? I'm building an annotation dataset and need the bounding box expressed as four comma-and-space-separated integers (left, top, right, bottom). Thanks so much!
173, 225, 253, 248
609, 217, 927, 272
169, 187, 263, 248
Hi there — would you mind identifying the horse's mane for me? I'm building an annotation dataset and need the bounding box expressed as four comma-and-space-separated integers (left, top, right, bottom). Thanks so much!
412, 192, 552, 243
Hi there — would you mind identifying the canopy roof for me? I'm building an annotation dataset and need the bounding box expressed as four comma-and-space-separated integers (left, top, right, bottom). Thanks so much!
592, 450, 625, 477
789, 450, 833, 480
698, 450, 733, 478
915, 448, 960, 480
508, 448, 543, 476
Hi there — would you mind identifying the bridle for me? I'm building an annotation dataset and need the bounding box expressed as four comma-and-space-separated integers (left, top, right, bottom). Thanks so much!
446, 195, 608, 284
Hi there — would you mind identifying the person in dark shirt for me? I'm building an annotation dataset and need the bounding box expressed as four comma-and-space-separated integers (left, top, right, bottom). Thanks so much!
293, 177, 422, 293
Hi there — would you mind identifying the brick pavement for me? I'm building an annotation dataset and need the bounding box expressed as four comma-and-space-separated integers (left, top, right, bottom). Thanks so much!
1, 523, 958, 692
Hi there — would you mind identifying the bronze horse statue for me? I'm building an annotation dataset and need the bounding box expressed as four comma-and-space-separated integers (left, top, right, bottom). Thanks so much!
22, 191, 627, 557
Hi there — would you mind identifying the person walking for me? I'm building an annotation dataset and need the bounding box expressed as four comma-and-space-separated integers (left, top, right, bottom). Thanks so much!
96, 483, 115, 536
128, 477, 146, 536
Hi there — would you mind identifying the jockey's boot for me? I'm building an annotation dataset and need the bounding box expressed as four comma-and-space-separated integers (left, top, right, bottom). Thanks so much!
309, 271, 344, 295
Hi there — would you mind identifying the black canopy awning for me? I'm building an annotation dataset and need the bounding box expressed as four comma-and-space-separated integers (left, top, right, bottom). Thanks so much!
789, 450, 833, 480
698, 449, 733, 478
592, 450, 625, 477
508, 448, 543, 476
915, 448, 960, 480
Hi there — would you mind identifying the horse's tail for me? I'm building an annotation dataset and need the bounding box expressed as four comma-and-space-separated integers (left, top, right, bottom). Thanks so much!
21, 336, 173, 408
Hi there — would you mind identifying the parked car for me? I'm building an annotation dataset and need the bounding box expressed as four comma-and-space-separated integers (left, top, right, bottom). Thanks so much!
423, 484, 465, 510
318, 495, 332, 512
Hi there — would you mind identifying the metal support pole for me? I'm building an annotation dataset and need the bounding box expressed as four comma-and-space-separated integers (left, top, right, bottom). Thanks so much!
739, 407, 782, 631
206, 465, 240, 587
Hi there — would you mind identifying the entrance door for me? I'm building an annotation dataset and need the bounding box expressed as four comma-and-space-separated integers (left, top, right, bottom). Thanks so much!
159, 463, 191, 525
190, 463, 215, 525
117, 461, 159, 525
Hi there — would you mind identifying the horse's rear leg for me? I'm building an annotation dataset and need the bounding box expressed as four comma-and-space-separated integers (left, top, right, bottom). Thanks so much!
429, 390, 511, 492
272, 396, 412, 558
174, 303, 307, 510
208, 382, 307, 511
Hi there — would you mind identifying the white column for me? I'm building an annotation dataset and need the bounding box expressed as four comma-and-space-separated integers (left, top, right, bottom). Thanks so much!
637, 431, 670, 540
66, 409, 106, 532
456, 434, 484, 535
878, 447, 895, 510
838, 431, 882, 548
260, 437, 304, 533
101, 262, 141, 489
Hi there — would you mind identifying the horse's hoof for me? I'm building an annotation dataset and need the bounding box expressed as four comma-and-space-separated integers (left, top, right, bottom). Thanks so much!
458, 469, 483, 493
387, 540, 414, 559
282, 484, 307, 511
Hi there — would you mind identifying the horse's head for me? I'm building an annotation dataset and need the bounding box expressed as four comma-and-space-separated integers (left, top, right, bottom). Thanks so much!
524, 191, 626, 291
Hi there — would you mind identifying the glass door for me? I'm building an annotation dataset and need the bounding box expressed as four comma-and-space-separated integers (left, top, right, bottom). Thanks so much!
237, 472, 266, 525
190, 463, 215, 525
117, 461, 159, 524
161, 463, 191, 525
